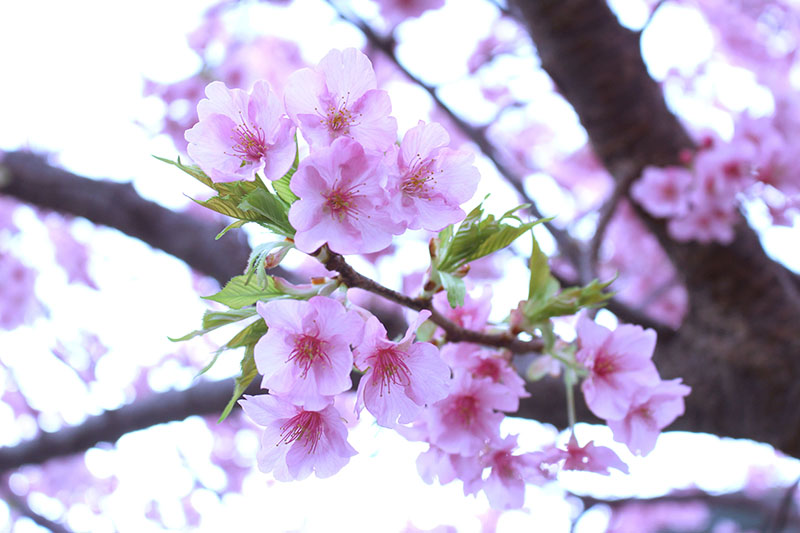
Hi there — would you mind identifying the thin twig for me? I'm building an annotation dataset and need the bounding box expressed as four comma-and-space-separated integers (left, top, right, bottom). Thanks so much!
584, 169, 638, 284
322, 251, 543, 354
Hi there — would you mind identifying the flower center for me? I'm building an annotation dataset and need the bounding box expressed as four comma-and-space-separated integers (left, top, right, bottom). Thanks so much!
288, 334, 329, 378
593, 352, 616, 377
231, 117, 268, 163
402, 155, 438, 197
370, 348, 412, 396
278, 410, 323, 453
453, 395, 477, 427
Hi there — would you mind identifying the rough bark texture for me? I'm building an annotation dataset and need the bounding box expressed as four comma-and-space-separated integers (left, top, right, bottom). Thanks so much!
511, 0, 800, 455
0, 151, 249, 286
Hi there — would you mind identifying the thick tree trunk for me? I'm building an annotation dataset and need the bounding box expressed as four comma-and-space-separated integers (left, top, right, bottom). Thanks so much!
511, 0, 800, 455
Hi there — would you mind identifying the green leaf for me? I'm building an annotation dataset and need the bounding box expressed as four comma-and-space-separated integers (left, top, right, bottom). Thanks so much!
169, 307, 259, 342
215, 219, 248, 240
218, 345, 259, 423
203, 275, 285, 309
225, 317, 267, 349
522, 278, 614, 324
192, 195, 264, 222
154, 155, 213, 188
238, 188, 295, 237
436, 201, 543, 273
438, 270, 466, 308
528, 231, 552, 301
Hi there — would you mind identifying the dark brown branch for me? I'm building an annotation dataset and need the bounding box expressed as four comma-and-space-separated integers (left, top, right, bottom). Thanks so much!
322, 250, 544, 353
0, 151, 250, 286
0, 378, 260, 473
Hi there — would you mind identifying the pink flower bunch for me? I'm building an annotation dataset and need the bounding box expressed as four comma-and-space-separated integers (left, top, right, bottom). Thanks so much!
285, 48, 479, 254
183, 48, 480, 255
632, 114, 800, 243
575, 313, 691, 456
391, 296, 541, 509
241, 296, 452, 481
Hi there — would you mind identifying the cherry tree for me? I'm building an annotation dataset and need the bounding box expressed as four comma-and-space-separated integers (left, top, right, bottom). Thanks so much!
1, 0, 800, 531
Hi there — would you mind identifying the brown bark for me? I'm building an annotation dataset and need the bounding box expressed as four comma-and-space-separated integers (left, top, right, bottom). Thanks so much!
510, 0, 800, 455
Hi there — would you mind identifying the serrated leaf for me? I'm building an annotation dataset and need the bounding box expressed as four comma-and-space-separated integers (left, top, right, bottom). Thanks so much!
238, 188, 295, 237
218, 345, 259, 422
522, 278, 614, 323
192, 195, 264, 222
203, 275, 285, 309
215, 219, 248, 240
155, 155, 214, 188
436, 201, 543, 273
438, 270, 466, 308
169, 307, 259, 341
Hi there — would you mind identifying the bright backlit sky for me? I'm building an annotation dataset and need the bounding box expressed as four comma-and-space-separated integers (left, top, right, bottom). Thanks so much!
2, 1, 800, 532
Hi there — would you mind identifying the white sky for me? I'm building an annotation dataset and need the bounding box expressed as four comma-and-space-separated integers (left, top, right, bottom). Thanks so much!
1, 0, 800, 532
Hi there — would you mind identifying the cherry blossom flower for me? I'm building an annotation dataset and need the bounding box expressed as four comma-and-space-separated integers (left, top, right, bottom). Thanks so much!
433, 285, 492, 332
0, 253, 38, 330
284, 48, 397, 152
353, 310, 451, 427
469, 435, 545, 510
289, 136, 404, 255
387, 121, 480, 231
426, 373, 517, 456
185, 80, 296, 182
576, 313, 660, 420
608, 379, 691, 456
631, 166, 693, 218
416, 444, 482, 487
254, 296, 364, 410
240, 394, 357, 481
545, 434, 629, 476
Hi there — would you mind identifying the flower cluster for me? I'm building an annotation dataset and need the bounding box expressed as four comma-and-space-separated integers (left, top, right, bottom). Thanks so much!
632, 115, 800, 244
575, 313, 691, 456
180, 47, 690, 510
185, 47, 480, 256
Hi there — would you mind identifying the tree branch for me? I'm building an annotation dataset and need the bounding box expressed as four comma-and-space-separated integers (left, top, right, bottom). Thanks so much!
0, 378, 260, 473
0, 151, 250, 286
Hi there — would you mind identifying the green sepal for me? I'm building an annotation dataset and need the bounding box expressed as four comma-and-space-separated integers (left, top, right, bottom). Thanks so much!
438, 270, 466, 308
203, 275, 286, 309
272, 137, 300, 206
218, 344, 259, 423
415, 318, 438, 343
